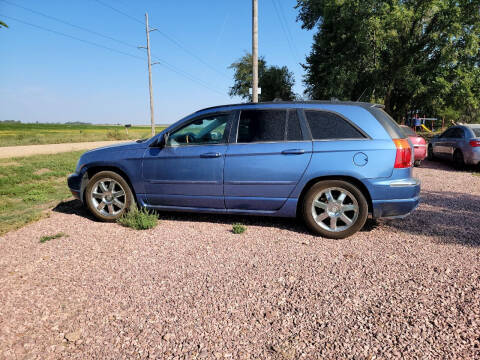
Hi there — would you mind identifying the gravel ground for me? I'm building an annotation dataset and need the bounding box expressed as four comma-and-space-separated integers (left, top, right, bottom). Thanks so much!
1, 160, 479, 359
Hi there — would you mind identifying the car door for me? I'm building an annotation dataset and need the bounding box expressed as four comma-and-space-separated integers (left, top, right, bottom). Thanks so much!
443, 127, 465, 159
433, 128, 454, 158
142, 112, 232, 209
224, 108, 312, 211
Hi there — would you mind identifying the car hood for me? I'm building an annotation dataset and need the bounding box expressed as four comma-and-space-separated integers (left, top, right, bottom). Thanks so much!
84, 140, 148, 154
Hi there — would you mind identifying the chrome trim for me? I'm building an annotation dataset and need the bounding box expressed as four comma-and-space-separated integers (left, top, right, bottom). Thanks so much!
413, 144, 426, 148
389, 178, 421, 187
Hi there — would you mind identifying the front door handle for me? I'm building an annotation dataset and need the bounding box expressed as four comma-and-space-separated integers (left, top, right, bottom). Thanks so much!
200, 152, 222, 158
282, 149, 305, 155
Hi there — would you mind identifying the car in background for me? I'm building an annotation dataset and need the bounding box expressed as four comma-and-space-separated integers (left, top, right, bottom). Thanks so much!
428, 124, 480, 168
68, 101, 420, 239
400, 125, 427, 167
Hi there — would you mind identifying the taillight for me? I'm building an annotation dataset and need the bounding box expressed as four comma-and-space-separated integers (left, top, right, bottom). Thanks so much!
393, 139, 413, 168
470, 140, 480, 147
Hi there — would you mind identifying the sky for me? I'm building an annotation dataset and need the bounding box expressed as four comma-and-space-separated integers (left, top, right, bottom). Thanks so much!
0, 0, 314, 125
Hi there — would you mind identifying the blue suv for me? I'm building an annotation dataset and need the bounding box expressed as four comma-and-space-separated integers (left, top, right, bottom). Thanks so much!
68, 102, 420, 239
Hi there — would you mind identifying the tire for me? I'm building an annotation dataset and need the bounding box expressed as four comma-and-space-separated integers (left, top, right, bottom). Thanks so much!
85, 171, 134, 222
453, 150, 465, 170
414, 160, 421, 167
427, 145, 435, 160
302, 180, 368, 239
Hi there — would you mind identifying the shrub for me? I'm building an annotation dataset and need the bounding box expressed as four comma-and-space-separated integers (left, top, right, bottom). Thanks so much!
117, 207, 158, 230
232, 223, 246, 234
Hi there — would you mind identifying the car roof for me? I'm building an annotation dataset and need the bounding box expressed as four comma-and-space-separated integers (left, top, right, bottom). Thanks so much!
194, 101, 384, 114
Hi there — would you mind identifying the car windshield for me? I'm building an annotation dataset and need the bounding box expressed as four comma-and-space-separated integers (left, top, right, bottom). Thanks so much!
400, 126, 416, 137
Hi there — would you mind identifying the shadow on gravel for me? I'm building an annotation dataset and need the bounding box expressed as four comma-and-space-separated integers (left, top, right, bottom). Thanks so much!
420, 159, 480, 173
53, 199, 99, 222
52, 199, 380, 235
384, 190, 480, 247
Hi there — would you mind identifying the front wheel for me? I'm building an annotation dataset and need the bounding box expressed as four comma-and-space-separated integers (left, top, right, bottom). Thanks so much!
302, 180, 368, 239
85, 171, 134, 222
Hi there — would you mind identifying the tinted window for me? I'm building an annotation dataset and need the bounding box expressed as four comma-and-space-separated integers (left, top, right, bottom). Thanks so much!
368, 107, 405, 139
305, 111, 365, 140
286, 110, 303, 141
237, 110, 286, 143
453, 128, 465, 138
168, 114, 229, 146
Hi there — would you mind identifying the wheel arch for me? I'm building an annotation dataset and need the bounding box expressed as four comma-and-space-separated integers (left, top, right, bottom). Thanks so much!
83, 165, 137, 203
296, 175, 373, 217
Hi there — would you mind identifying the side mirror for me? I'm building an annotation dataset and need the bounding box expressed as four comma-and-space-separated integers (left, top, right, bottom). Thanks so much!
153, 132, 169, 148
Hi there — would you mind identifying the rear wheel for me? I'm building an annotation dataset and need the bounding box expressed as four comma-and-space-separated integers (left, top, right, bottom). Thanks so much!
85, 171, 134, 222
414, 160, 422, 167
453, 150, 465, 169
302, 180, 368, 239
427, 145, 435, 160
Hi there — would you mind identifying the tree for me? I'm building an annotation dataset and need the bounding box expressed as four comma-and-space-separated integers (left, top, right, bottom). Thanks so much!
296, 0, 480, 123
229, 53, 296, 102
0, 21, 7, 29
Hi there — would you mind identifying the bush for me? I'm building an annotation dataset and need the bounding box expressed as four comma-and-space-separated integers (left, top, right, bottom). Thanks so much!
232, 223, 246, 234
117, 207, 158, 230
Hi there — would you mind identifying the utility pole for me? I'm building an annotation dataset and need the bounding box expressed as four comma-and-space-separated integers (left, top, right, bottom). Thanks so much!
145, 12, 155, 136
252, 0, 259, 103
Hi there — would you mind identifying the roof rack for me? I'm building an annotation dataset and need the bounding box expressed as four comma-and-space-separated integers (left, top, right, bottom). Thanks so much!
370, 104, 385, 109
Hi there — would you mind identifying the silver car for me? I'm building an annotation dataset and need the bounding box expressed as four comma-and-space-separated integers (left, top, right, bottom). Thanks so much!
428, 124, 480, 167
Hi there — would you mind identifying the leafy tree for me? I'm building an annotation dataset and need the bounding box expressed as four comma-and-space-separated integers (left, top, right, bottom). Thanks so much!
229, 53, 296, 101
296, 0, 480, 123
0, 21, 7, 29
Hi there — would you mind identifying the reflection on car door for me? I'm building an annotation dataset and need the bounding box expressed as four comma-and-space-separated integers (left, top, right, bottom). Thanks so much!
224, 109, 312, 211
142, 112, 232, 209
434, 129, 454, 158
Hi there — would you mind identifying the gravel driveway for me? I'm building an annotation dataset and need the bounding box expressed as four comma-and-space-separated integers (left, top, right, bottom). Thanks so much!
1, 160, 479, 359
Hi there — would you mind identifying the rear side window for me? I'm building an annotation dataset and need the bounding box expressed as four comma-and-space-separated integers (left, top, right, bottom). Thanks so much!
237, 110, 286, 143
286, 110, 303, 141
400, 126, 416, 137
369, 107, 406, 139
305, 111, 365, 140
471, 128, 480, 137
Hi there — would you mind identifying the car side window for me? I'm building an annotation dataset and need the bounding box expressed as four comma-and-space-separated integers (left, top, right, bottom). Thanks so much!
305, 110, 365, 140
441, 129, 455, 138
454, 128, 465, 138
286, 110, 303, 141
237, 110, 287, 143
167, 114, 229, 146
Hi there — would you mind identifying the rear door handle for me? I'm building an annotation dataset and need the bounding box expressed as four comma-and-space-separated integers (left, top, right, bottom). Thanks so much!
200, 152, 222, 158
282, 149, 305, 155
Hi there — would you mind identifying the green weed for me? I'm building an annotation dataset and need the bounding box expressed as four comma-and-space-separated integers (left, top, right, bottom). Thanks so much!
117, 207, 158, 230
232, 223, 246, 234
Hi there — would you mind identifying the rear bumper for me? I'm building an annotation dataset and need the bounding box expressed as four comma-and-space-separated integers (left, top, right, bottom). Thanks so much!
413, 144, 427, 161
366, 177, 421, 219
464, 149, 480, 165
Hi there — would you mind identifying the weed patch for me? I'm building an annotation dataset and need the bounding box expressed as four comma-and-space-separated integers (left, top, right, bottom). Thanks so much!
118, 207, 158, 230
232, 223, 246, 234
39, 232, 68, 243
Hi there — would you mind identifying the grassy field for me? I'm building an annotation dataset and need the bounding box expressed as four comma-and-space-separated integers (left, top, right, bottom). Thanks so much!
0, 122, 166, 146
0, 151, 83, 235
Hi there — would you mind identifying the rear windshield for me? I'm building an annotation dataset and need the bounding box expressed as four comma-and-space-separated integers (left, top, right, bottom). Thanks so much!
470, 127, 480, 137
400, 126, 416, 137
368, 107, 406, 139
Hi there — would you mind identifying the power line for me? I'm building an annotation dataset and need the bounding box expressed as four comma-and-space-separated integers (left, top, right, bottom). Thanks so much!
92, 0, 229, 79
0, 13, 225, 95
271, 0, 299, 62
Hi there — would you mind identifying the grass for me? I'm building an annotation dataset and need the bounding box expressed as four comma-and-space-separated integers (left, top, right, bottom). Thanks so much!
232, 223, 246, 234
117, 207, 158, 230
39, 232, 68, 243
0, 150, 83, 235
0, 122, 166, 146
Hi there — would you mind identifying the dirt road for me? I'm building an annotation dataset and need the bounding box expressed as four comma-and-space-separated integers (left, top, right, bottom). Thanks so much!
0, 140, 131, 159
0, 161, 479, 359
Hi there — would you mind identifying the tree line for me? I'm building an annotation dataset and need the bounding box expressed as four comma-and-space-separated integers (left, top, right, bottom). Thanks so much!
229, 0, 480, 124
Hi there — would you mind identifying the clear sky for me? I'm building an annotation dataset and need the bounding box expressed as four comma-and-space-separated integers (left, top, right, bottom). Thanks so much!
0, 0, 314, 125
